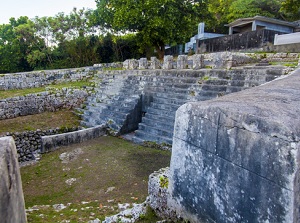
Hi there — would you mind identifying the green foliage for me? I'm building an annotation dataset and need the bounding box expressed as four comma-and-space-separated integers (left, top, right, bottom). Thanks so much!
0, 17, 33, 73
226, 0, 282, 22
1, 1, 299, 73
0, 79, 92, 99
0, 8, 142, 73
159, 175, 169, 189
208, 0, 235, 33
142, 141, 172, 150
136, 206, 162, 222
92, 0, 211, 59
280, 0, 300, 20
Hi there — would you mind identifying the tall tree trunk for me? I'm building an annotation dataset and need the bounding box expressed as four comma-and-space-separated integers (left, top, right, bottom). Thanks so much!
155, 42, 165, 60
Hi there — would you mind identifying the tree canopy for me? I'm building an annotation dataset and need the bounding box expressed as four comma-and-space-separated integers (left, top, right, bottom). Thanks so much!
0, 0, 299, 73
92, 0, 211, 59
0, 8, 142, 73
280, 0, 300, 20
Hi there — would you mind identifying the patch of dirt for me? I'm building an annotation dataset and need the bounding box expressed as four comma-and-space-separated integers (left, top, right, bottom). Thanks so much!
21, 136, 171, 222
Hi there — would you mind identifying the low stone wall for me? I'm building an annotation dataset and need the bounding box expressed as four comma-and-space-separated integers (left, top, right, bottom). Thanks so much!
1, 127, 80, 162
0, 66, 98, 90
0, 88, 89, 120
93, 62, 123, 69
41, 124, 107, 153
0, 137, 26, 222
168, 68, 300, 222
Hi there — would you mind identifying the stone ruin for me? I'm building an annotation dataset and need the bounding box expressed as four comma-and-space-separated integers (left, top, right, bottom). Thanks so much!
148, 67, 300, 223
0, 137, 26, 222
0, 52, 299, 222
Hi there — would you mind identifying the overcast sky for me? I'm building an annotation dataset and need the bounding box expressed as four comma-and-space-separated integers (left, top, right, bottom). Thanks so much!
0, 0, 97, 24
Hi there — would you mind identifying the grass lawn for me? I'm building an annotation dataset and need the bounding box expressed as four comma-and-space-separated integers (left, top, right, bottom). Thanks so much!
21, 136, 171, 222
0, 79, 92, 99
0, 110, 80, 134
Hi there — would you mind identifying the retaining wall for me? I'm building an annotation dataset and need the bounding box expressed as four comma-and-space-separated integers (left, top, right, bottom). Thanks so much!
1, 127, 81, 162
168, 68, 300, 222
41, 125, 107, 153
0, 88, 89, 120
0, 67, 96, 90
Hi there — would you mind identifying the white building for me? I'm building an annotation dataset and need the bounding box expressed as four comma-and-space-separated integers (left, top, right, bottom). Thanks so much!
184, 23, 224, 53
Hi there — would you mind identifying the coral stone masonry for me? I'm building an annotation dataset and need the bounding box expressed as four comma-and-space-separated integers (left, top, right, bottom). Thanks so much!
168, 68, 300, 222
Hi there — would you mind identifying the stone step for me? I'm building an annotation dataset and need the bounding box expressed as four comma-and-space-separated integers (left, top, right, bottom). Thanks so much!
141, 76, 200, 84
149, 102, 181, 112
144, 112, 176, 123
138, 123, 173, 138
152, 97, 187, 106
145, 86, 190, 94
132, 130, 173, 145
146, 82, 194, 89
198, 90, 222, 98
201, 84, 228, 92
153, 92, 188, 100
146, 107, 177, 117
141, 117, 175, 132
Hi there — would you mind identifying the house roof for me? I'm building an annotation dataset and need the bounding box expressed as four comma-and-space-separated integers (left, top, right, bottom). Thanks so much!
226, 16, 298, 28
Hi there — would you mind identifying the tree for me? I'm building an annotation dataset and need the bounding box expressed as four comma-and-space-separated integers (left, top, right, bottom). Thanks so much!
280, 0, 300, 20
0, 17, 34, 73
226, 0, 283, 22
92, 0, 211, 59
208, 0, 235, 33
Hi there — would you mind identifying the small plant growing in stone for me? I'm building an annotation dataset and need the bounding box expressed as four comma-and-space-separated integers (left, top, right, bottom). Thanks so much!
159, 175, 169, 188
198, 75, 211, 84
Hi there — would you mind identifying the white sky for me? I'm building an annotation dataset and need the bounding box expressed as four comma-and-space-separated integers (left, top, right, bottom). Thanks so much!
0, 0, 97, 24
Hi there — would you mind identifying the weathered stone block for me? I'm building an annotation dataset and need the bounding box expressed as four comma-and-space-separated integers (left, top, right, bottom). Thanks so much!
192, 54, 204, 70
41, 125, 107, 153
163, 55, 173, 70
0, 137, 26, 222
139, 58, 148, 69
128, 59, 139, 70
177, 55, 188, 69
123, 59, 130, 69
168, 69, 300, 222
150, 57, 161, 69
148, 167, 177, 220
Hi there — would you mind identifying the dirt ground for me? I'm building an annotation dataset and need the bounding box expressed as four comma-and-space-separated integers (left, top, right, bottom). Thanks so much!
21, 135, 171, 222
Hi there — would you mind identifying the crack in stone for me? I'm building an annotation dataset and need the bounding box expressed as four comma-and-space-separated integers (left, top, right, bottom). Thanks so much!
173, 135, 293, 192
185, 107, 299, 144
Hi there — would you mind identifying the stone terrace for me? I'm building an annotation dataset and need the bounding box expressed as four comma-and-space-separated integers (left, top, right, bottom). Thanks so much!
80, 64, 287, 145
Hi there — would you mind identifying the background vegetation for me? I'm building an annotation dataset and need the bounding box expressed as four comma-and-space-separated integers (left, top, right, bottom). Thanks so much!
0, 0, 299, 73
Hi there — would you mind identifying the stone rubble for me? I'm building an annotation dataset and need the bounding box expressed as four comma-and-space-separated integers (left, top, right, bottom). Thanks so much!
102, 202, 148, 223
59, 148, 84, 163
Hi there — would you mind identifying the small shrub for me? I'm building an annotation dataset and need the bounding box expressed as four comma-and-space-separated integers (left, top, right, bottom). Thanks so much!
159, 175, 169, 189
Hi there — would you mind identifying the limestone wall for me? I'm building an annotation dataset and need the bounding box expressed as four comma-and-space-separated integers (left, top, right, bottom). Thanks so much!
41, 124, 107, 153
168, 68, 300, 222
1, 127, 80, 162
0, 67, 96, 90
0, 88, 89, 120
0, 137, 26, 222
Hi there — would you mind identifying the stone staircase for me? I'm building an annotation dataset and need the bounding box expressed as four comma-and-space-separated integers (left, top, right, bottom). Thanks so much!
80, 66, 285, 145
131, 67, 285, 145
80, 72, 143, 135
